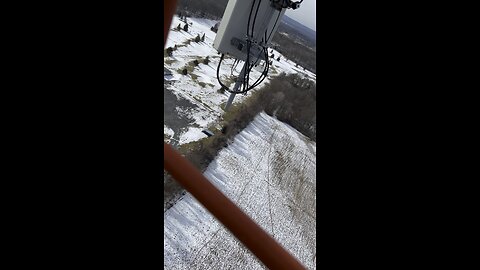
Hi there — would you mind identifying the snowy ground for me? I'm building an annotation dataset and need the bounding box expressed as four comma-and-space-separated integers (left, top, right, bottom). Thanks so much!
164, 15, 316, 147
164, 112, 316, 270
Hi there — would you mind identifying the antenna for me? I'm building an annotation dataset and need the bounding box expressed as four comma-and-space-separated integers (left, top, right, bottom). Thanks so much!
214, 0, 303, 110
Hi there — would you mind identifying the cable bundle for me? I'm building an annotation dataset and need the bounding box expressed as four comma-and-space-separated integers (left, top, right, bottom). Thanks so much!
216, 0, 278, 94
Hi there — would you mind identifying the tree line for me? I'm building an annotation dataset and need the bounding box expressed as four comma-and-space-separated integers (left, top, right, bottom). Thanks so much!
224, 73, 316, 141
271, 32, 316, 74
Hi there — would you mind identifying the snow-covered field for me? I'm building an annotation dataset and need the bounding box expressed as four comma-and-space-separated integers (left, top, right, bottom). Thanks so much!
164, 15, 316, 146
164, 15, 317, 270
164, 112, 316, 269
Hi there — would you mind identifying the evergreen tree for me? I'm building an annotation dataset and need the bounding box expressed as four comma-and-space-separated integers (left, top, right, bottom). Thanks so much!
201, 33, 205, 42
166, 47, 173, 56
195, 34, 200, 43
183, 24, 188, 32
203, 56, 210, 65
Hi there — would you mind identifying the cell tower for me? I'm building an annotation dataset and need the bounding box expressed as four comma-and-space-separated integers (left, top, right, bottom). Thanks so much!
214, 0, 303, 110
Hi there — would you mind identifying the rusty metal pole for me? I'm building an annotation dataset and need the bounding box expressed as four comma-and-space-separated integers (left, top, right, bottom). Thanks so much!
164, 0, 178, 46
163, 1, 307, 269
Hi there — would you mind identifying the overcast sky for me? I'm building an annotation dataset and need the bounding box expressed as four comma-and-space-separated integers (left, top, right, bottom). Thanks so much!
285, 0, 316, 31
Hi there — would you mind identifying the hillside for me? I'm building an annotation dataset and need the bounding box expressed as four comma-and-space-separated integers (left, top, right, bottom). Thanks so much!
175, 0, 316, 72
280, 15, 316, 48
164, 112, 316, 269
164, 15, 315, 148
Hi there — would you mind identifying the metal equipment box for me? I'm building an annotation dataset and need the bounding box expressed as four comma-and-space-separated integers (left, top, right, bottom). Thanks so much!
213, 0, 286, 62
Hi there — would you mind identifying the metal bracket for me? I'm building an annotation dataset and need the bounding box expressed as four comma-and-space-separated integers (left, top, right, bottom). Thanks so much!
270, 0, 290, 10
270, 0, 300, 10
230, 38, 266, 62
